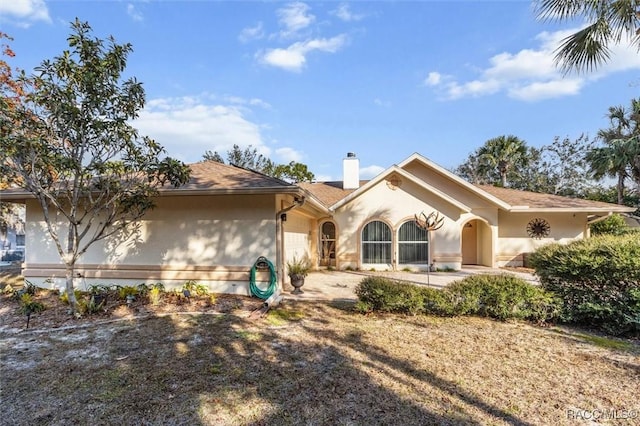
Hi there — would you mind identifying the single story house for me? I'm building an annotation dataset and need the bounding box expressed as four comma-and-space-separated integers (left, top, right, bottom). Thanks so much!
0, 152, 633, 294
0, 205, 25, 262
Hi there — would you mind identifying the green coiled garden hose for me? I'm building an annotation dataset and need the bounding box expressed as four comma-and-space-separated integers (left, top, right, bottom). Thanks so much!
249, 256, 277, 299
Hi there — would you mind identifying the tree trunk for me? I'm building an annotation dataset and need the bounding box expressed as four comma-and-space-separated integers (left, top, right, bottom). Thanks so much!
65, 263, 78, 312
617, 173, 625, 205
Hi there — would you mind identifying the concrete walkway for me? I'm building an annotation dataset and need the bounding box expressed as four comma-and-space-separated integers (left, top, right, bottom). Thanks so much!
286, 266, 538, 302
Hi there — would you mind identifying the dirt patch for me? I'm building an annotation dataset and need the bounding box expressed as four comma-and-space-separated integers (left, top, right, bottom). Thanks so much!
1, 276, 639, 425
0, 284, 263, 333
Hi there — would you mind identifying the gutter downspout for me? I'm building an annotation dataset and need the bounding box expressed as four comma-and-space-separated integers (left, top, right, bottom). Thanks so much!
276, 196, 306, 291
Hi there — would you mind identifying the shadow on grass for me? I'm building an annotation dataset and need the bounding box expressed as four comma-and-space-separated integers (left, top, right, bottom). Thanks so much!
1, 307, 456, 425
5, 300, 607, 425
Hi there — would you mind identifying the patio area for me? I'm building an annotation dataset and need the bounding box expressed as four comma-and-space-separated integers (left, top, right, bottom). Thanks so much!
286, 266, 538, 302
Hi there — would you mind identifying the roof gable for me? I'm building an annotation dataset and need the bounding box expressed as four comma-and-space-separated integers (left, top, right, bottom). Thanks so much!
329, 165, 472, 212
301, 152, 633, 214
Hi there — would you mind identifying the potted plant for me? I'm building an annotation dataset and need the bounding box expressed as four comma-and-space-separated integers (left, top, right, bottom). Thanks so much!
287, 256, 310, 294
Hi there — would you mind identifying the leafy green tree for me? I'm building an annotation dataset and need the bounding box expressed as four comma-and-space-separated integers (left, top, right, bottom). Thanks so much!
456, 134, 596, 196
202, 149, 224, 163
455, 135, 530, 187
590, 214, 630, 236
204, 144, 274, 173
0, 20, 190, 309
0, 32, 27, 236
203, 144, 315, 182
587, 99, 640, 204
271, 161, 315, 183
454, 151, 489, 185
535, 0, 640, 73
583, 186, 640, 215
477, 135, 529, 187
536, 134, 595, 196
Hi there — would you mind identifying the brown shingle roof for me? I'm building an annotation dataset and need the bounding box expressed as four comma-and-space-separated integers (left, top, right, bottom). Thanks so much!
298, 181, 357, 207
476, 184, 628, 210
163, 161, 293, 192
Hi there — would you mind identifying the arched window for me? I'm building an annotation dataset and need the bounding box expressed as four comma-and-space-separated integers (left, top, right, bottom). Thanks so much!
398, 220, 429, 264
362, 221, 392, 264
320, 221, 336, 267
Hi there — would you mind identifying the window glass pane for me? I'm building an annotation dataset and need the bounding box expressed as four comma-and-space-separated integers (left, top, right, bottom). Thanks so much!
398, 221, 428, 241
362, 242, 391, 263
399, 243, 428, 264
362, 221, 391, 263
321, 222, 336, 239
362, 221, 391, 242
398, 221, 429, 264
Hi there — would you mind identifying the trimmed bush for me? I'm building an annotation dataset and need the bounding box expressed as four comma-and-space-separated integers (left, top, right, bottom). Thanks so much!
355, 276, 426, 315
355, 274, 560, 323
590, 214, 631, 236
529, 234, 640, 335
442, 274, 560, 321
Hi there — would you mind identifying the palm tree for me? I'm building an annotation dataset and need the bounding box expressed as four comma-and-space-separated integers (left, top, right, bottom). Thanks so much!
535, 0, 640, 73
587, 99, 640, 204
477, 135, 529, 187
586, 140, 632, 204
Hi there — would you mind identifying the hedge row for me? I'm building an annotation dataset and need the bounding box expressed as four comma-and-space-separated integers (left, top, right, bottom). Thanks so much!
529, 234, 640, 335
354, 274, 560, 323
355, 235, 640, 336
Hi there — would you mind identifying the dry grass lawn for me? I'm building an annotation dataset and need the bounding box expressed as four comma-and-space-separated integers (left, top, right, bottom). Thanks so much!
1, 278, 639, 425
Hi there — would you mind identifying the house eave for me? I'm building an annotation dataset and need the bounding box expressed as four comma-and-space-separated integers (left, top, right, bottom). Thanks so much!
158, 186, 300, 197
509, 206, 636, 213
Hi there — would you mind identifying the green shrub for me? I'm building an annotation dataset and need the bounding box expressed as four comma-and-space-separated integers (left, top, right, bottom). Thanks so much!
148, 284, 164, 306
20, 293, 46, 316
590, 214, 630, 236
354, 276, 426, 315
118, 285, 139, 300
183, 280, 208, 296
60, 289, 83, 304
355, 274, 559, 322
529, 234, 640, 335
441, 274, 560, 321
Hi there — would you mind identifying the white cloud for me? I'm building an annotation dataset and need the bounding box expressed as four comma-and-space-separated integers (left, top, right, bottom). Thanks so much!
0, 0, 50, 26
360, 165, 385, 179
331, 3, 364, 22
424, 72, 442, 86
135, 96, 268, 163
277, 2, 315, 39
258, 34, 347, 72
373, 98, 391, 107
425, 27, 640, 102
239, 22, 264, 43
275, 147, 303, 162
508, 79, 584, 101
126, 4, 143, 22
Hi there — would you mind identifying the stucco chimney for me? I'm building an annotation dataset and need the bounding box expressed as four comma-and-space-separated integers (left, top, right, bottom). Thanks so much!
343, 152, 359, 189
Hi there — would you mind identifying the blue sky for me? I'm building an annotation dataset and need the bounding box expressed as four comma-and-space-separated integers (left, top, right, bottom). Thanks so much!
2, 1, 639, 181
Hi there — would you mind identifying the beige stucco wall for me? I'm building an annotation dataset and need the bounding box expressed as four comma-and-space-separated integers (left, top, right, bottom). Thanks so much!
402, 161, 497, 209
332, 177, 471, 271
496, 211, 588, 267
283, 210, 313, 264
23, 194, 278, 294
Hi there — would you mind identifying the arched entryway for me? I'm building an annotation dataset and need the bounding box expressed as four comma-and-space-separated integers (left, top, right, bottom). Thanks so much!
461, 219, 492, 266
319, 221, 337, 267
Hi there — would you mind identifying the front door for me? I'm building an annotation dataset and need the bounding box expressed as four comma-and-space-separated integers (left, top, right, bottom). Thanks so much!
462, 221, 477, 265
319, 221, 336, 267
